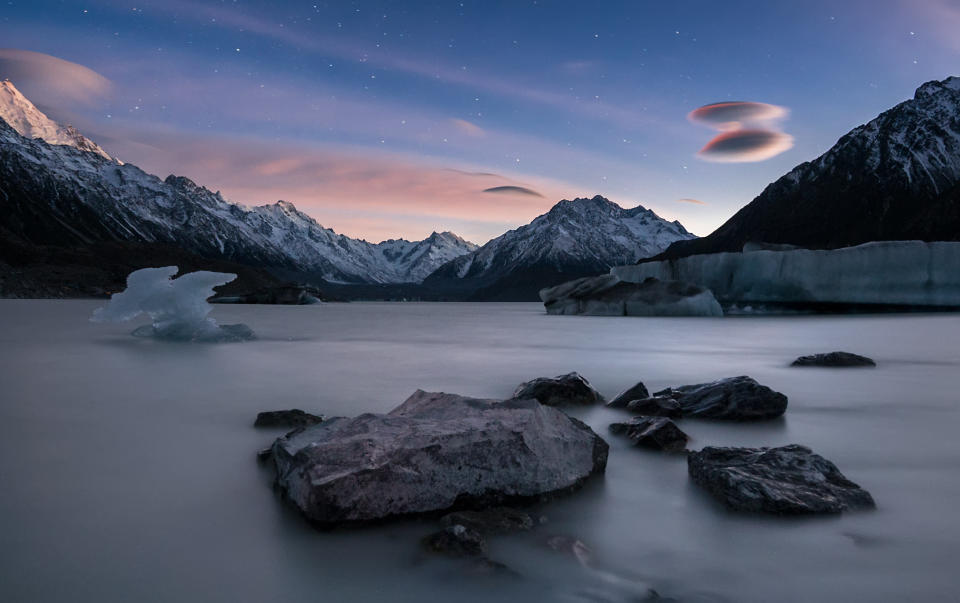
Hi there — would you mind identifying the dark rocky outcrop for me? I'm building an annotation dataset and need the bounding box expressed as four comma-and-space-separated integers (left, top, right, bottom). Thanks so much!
254, 409, 323, 428
539, 274, 723, 317
688, 445, 876, 514
606, 382, 650, 408
510, 372, 604, 407
270, 390, 609, 525
609, 417, 689, 452
439, 507, 534, 534
647, 77, 960, 262
791, 351, 876, 367
214, 283, 324, 305
653, 376, 787, 420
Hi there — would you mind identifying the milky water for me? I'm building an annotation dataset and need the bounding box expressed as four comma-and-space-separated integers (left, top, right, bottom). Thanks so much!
1, 300, 958, 602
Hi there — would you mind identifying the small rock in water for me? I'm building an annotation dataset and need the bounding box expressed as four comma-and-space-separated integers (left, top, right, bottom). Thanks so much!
511, 372, 604, 406
609, 417, 689, 452
256, 447, 273, 462
688, 444, 876, 514
440, 507, 534, 534
422, 524, 488, 557
545, 535, 592, 567
654, 376, 787, 420
254, 409, 323, 428
623, 395, 682, 418
606, 382, 651, 408
791, 351, 876, 367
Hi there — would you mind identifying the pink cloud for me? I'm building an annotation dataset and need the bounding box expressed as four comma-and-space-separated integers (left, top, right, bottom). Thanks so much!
697, 129, 795, 163
0, 48, 111, 107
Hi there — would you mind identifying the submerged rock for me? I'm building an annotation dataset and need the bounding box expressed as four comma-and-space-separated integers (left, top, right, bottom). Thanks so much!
539, 274, 723, 317
271, 390, 609, 525
654, 376, 787, 420
510, 372, 604, 406
422, 524, 488, 557
254, 409, 324, 428
791, 351, 876, 367
688, 445, 875, 514
609, 417, 689, 452
606, 382, 650, 409
439, 507, 534, 534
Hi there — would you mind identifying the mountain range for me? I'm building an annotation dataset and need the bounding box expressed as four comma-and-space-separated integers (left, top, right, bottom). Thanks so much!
0, 80, 692, 299
654, 75, 960, 261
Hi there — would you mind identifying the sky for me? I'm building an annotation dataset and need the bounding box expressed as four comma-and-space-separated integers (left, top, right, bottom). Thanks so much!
1, 0, 958, 244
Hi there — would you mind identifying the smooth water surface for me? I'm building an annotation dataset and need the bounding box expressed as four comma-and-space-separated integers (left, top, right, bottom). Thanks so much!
1, 300, 958, 602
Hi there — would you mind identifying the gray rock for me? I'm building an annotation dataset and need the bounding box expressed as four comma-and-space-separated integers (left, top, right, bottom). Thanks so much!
688, 445, 876, 514
609, 417, 689, 452
540, 274, 723, 317
440, 507, 534, 534
254, 409, 323, 428
271, 390, 609, 525
791, 351, 876, 367
511, 372, 604, 406
422, 524, 487, 557
654, 376, 787, 420
606, 382, 650, 408
622, 396, 682, 418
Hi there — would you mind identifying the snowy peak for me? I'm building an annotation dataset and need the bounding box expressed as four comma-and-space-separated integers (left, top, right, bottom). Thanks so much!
0, 80, 112, 161
423, 194, 696, 299
655, 74, 960, 260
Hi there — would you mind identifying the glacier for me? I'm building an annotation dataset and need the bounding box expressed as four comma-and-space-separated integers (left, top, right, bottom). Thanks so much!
91, 266, 254, 341
612, 241, 960, 309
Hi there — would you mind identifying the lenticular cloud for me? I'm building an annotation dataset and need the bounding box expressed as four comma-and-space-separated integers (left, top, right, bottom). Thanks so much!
688, 100, 793, 163
91, 266, 254, 342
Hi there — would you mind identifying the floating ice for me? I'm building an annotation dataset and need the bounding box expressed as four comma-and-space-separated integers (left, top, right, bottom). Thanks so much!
91, 266, 254, 341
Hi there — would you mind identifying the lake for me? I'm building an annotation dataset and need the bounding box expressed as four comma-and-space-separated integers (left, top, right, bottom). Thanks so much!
1, 300, 958, 602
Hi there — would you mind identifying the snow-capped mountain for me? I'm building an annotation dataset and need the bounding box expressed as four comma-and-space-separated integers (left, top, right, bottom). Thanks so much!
657, 75, 960, 260
423, 195, 696, 300
0, 80, 113, 161
0, 81, 476, 285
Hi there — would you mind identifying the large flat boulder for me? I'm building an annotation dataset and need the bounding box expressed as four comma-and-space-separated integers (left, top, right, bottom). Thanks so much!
653, 376, 787, 420
540, 274, 723, 317
510, 372, 604, 406
688, 445, 875, 514
271, 390, 609, 525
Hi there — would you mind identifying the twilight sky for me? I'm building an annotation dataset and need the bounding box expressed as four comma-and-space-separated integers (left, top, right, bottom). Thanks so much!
1, 0, 958, 243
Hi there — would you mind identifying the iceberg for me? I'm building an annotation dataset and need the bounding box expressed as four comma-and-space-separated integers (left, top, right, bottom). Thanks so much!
612, 241, 960, 310
91, 266, 254, 341
539, 274, 723, 317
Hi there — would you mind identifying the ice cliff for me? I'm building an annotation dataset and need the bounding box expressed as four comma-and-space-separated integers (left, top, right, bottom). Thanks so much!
612, 241, 960, 309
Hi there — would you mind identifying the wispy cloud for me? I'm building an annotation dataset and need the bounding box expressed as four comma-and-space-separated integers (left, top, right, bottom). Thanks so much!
675, 198, 707, 205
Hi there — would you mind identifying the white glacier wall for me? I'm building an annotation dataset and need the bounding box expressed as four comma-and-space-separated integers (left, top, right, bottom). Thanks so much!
91, 266, 254, 341
612, 241, 960, 308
